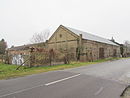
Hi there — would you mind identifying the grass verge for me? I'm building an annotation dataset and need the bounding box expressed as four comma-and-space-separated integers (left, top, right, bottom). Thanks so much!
0, 57, 120, 80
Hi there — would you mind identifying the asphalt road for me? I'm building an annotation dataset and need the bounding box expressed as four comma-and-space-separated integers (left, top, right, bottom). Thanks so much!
0, 58, 130, 98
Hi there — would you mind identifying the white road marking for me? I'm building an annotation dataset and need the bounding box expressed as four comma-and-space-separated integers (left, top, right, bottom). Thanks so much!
0, 74, 80, 97
94, 87, 104, 95
45, 74, 81, 86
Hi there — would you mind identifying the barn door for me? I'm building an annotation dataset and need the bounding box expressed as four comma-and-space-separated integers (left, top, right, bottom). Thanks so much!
99, 48, 104, 59
113, 49, 117, 57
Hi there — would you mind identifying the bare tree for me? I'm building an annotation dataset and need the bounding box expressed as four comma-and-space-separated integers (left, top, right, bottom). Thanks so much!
0, 39, 7, 55
30, 29, 50, 43
124, 40, 130, 46
124, 40, 130, 50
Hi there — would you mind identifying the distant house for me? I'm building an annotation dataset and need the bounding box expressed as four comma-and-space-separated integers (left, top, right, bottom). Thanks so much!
47, 25, 120, 61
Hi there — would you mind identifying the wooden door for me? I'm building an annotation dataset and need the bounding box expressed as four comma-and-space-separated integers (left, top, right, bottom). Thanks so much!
99, 48, 104, 59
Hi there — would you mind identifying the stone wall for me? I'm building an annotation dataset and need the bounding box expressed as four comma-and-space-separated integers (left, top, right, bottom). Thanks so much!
48, 25, 78, 61
81, 40, 120, 61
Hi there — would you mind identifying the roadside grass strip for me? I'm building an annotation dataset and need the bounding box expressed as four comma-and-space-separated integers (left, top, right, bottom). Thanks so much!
0, 57, 121, 80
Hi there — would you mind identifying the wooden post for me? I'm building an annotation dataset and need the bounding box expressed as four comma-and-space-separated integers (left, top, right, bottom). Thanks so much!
5, 50, 9, 64
29, 47, 35, 67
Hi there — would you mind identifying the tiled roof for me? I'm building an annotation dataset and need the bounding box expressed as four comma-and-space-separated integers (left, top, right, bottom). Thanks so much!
8, 42, 45, 51
8, 45, 30, 51
65, 26, 118, 46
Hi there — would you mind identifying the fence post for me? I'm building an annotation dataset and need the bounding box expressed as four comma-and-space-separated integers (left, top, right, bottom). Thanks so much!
5, 50, 9, 64
29, 47, 35, 67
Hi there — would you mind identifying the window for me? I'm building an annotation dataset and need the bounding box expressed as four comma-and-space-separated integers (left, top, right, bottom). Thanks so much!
59, 34, 62, 38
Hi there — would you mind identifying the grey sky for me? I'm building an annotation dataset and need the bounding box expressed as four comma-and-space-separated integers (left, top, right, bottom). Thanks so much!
0, 0, 130, 47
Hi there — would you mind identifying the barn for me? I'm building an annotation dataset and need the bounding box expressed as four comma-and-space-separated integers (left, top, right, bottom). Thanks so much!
47, 25, 120, 61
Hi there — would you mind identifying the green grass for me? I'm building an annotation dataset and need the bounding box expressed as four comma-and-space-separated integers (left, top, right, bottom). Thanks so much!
0, 57, 120, 80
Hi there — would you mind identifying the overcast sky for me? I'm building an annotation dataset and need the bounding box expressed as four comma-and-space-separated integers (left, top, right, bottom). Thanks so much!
0, 0, 130, 47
